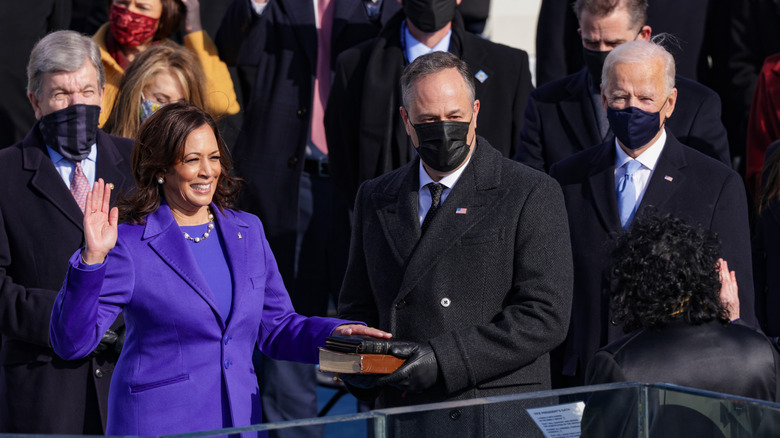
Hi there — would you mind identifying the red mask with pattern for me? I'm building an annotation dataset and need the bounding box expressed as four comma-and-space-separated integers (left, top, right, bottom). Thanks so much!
109, 4, 159, 46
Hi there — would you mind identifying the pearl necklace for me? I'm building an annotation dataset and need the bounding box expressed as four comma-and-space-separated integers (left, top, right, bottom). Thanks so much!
183, 209, 215, 243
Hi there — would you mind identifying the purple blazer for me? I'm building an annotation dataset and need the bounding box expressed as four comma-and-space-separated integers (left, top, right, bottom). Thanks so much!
50, 204, 351, 436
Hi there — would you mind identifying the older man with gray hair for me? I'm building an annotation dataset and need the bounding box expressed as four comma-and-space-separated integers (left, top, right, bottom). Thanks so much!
550, 38, 755, 387
0, 30, 134, 433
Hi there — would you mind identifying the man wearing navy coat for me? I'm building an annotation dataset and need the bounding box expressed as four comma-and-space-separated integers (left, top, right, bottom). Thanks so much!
518, 0, 730, 173
550, 39, 755, 387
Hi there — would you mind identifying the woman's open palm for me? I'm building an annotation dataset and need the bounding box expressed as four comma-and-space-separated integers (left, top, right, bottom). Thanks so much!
82, 179, 119, 265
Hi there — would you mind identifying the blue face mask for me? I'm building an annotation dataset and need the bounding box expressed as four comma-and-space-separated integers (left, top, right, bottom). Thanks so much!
607, 100, 668, 150
139, 98, 163, 122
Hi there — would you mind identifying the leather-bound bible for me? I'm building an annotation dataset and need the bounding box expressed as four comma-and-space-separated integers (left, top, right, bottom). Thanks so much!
318, 348, 405, 374
319, 335, 405, 374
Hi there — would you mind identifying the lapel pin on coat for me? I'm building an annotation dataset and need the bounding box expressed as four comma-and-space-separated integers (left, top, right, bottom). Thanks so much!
237, 232, 242, 239
456, 207, 468, 214
664, 175, 674, 182
475, 70, 488, 83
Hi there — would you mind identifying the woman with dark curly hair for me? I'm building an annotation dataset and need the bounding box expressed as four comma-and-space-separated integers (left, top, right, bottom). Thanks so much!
586, 214, 780, 402
47, 102, 389, 436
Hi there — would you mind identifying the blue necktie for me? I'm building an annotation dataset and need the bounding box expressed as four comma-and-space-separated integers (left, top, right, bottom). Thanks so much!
617, 160, 642, 230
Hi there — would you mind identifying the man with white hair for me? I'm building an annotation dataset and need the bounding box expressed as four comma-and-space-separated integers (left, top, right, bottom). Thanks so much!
0, 30, 133, 433
549, 39, 754, 387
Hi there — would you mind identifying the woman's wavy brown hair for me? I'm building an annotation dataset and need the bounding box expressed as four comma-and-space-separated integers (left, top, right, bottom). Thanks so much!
118, 102, 239, 224
104, 41, 209, 139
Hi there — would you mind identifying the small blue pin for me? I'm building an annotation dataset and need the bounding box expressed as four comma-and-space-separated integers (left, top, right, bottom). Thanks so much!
475, 70, 488, 83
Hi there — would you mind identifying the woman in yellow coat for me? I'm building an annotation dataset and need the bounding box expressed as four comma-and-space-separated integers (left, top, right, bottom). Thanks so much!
94, 0, 239, 126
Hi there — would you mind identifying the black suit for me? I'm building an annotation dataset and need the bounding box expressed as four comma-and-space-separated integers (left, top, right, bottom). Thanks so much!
325, 10, 534, 205
587, 320, 780, 402
339, 138, 573, 415
216, 0, 397, 291
517, 68, 730, 173
550, 133, 755, 385
0, 126, 132, 433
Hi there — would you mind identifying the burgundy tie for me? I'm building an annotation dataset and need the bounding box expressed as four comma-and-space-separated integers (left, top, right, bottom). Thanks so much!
70, 162, 90, 213
311, 0, 333, 154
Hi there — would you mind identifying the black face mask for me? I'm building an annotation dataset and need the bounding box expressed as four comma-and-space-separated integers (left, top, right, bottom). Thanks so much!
582, 47, 609, 89
39, 104, 100, 162
404, 0, 457, 33
412, 119, 472, 172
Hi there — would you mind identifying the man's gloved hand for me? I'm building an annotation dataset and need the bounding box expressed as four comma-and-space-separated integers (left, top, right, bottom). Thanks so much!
338, 373, 381, 389
88, 329, 118, 358
376, 342, 439, 392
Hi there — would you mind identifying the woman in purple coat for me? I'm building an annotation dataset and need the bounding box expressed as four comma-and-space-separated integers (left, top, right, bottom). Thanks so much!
49, 102, 389, 436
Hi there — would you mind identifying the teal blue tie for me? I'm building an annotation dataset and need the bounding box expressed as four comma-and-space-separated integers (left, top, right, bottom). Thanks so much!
617, 160, 642, 230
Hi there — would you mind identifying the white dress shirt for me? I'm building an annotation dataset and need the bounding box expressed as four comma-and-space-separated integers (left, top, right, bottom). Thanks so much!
613, 129, 667, 209
47, 144, 98, 190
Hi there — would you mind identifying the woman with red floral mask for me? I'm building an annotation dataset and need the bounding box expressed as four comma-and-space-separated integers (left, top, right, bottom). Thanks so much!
94, 0, 239, 127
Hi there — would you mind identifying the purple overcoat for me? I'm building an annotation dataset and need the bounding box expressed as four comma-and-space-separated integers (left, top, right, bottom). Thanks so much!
50, 204, 351, 436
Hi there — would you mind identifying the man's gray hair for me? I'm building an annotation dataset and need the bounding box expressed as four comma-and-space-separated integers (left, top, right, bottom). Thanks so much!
573, 0, 648, 30
400, 51, 475, 110
601, 35, 676, 95
27, 30, 105, 98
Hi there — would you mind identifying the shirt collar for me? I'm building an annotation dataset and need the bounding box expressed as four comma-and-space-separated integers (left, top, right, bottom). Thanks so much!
403, 20, 452, 64
418, 149, 473, 191
614, 129, 667, 171
47, 143, 98, 165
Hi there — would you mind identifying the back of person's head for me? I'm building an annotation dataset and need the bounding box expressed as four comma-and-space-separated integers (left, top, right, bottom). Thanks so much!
155, 0, 186, 40
572, 0, 647, 28
400, 51, 475, 109
609, 214, 729, 332
27, 30, 105, 99
118, 102, 238, 224
104, 41, 208, 138
601, 37, 676, 94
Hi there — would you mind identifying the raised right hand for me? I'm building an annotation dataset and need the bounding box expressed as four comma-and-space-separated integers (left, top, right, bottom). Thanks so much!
82, 178, 119, 265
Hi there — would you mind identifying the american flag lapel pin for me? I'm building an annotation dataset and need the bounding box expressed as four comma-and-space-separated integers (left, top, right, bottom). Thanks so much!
456, 207, 468, 214
664, 175, 674, 182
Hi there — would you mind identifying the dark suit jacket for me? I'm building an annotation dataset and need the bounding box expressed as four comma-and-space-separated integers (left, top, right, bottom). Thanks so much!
517, 68, 730, 173
325, 10, 534, 206
215, 0, 398, 290
586, 320, 780, 402
339, 138, 573, 414
550, 133, 755, 385
0, 125, 133, 433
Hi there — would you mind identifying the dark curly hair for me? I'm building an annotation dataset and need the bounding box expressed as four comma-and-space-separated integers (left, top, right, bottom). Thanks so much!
608, 214, 729, 332
118, 102, 240, 224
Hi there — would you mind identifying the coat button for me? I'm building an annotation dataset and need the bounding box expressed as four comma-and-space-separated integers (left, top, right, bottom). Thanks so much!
297, 107, 308, 117
95, 369, 104, 378
288, 156, 299, 166
224, 359, 231, 369
224, 335, 231, 345
396, 299, 406, 309
449, 409, 461, 420
440, 298, 451, 307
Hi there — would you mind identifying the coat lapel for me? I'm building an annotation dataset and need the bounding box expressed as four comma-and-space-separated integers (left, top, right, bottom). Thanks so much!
373, 161, 420, 267
23, 125, 84, 230
396, 142, 504, 302
586, 141, 622, 232
214, 208, 250, 326
280, 0, 317, 71
561, 69, 603, 150
635, 133, 686, 217
95, 130, 130, 205
145, 203, 224, 327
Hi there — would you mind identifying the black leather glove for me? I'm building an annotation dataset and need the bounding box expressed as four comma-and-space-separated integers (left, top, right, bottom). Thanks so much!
113, 325, 126, 355
88, 329, 118, 358
376, 342, 439, 392
338, 373, 381, 389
